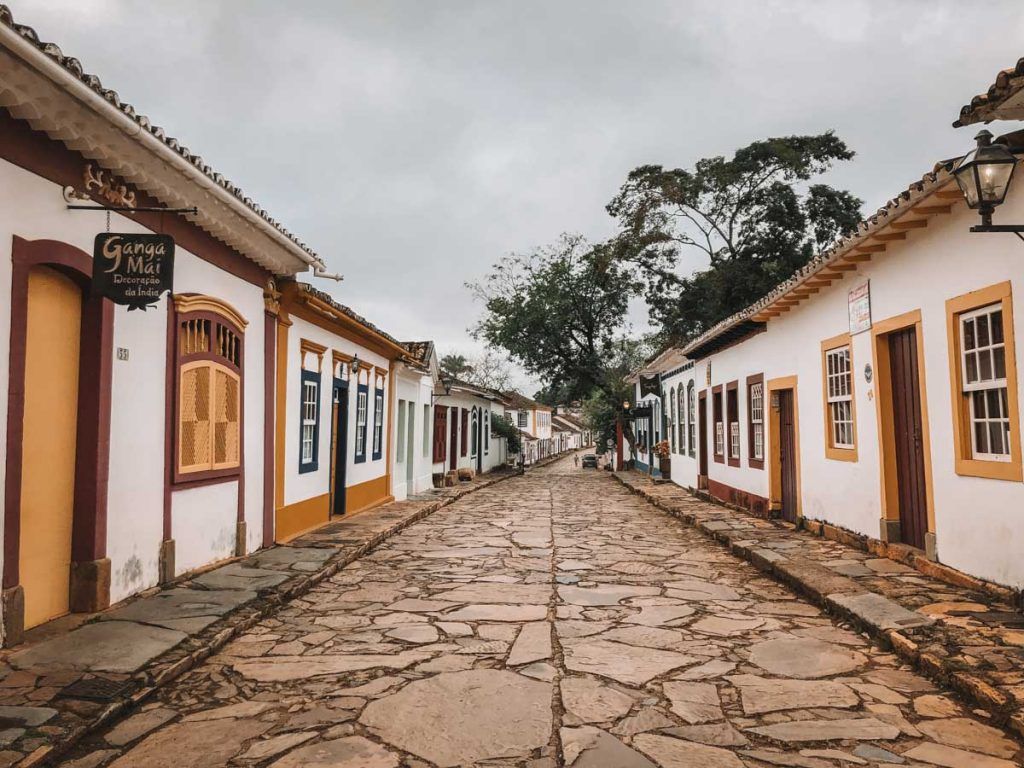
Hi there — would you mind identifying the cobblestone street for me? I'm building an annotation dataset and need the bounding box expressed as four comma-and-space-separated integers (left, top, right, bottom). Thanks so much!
56, 456, 1023, 767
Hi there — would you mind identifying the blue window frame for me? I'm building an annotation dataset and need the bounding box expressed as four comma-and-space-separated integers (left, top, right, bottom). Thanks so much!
372, 387, 384, 460
299, 369, 320, 473
355, 383, 368, 463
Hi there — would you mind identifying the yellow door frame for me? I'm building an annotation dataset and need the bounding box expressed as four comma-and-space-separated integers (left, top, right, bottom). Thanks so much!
870, 309, 936, 540
766, 375, 801, 519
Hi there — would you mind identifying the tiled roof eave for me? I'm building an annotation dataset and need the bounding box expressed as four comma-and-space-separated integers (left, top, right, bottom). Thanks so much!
954, 57, 1024, 127
0, 5, 323, 276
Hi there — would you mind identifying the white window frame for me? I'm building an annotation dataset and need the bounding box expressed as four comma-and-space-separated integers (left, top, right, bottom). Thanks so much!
355, 390, 368, 457
373, 391, 384, 457
826, 345, 855, 450
301, 379, 318, 465
715, 422, 724, 457
687, 383, 696, 458
960, 303, 1011, 461
518, 411, 528, 428
750, 382, 764, 461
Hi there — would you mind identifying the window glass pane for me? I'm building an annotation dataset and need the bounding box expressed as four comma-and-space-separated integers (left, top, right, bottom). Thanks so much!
986, 387, 1002, 417
972, 390, 986, 417
962, 317, 976, 350
977, 314, 990, 348
994, 347, 1006, 380
991, 310, 1004, 344
965, 352, 978, 384
975, 420, 989, 454
989, 421, 1005, 455
979, 350, 993, 382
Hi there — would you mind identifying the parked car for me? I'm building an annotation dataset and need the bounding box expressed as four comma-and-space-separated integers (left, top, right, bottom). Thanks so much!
581, 454, 598, 468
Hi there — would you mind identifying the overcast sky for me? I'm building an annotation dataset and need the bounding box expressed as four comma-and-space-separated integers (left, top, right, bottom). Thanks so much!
15, 1, 1024, 390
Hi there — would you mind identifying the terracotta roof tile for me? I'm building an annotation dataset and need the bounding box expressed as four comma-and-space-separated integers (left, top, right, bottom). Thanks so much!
954, 57, 1024, 127
0, 4, 321, 266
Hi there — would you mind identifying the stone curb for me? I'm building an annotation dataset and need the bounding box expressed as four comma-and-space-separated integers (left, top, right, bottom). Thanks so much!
611, 471, 1024, 740
26, 465, 536, 768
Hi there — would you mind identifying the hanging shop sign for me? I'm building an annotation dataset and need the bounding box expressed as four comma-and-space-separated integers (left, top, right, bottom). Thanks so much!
630, 404, 653, 419
93, 233, 174, 310
848, 281, 872, 335
639, 374, 662, 399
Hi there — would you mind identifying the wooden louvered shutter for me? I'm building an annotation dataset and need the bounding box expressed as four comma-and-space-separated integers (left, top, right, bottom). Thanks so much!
213, 365, 240, 469
179, 362, 212, 473
461, 409, 468, 456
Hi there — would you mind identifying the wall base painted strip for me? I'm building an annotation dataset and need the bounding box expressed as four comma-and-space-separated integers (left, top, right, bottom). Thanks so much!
706, 478, 771, 518
275, 474, 392, 542
275, 493, 329, 543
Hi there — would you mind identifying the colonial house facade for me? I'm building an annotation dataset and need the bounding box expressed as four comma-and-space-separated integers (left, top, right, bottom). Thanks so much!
393, 341, 441, 501
635, 80, 1024, 591
0, 12, 329, 642
273, 283, 409, 542
503, 392, 553, 464
430, 380, 509, 481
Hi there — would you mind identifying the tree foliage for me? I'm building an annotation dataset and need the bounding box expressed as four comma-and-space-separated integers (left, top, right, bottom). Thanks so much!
489, 413, 521, 455
439, 353, 473, 381
470, 234, 635, 402
607, 132, 863, 342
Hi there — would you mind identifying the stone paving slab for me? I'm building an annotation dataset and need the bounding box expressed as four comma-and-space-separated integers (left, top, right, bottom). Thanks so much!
0, 461, 534, 767
613, 470, 1024, 740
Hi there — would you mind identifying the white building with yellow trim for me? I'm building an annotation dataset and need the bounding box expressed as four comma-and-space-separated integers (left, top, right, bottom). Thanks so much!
273, 282, 410, 541
655, 95, 1024, 590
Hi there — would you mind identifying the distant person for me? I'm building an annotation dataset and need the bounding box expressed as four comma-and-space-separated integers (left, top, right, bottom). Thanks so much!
573, 454, 579, 467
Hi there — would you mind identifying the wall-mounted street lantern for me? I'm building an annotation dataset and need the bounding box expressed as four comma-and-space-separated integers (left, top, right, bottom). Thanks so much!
350, 355, 361, 374
953, 129, 1023, 239
431, 375, 454, 404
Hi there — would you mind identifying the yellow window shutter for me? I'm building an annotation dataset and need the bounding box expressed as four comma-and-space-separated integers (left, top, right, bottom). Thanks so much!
213, 366, 240, 468
179, 363, 212, 472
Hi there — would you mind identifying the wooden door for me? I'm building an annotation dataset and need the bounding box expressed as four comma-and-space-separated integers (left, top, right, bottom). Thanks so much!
778, 390, 798, 523
330, 381, 349, 517
21, 266, 81, 628
889, 328, 928, 550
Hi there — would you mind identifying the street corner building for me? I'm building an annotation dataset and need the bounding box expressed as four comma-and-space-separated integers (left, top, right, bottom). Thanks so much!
0, 7, 484, 646
621, 57, 1024, 596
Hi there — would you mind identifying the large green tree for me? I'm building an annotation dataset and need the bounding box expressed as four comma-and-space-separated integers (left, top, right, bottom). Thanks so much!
470, 234, 635, 402
607, 132, 863, 342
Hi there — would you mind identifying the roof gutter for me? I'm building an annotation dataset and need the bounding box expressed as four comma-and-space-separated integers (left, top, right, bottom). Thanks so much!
0, 23, 323, 274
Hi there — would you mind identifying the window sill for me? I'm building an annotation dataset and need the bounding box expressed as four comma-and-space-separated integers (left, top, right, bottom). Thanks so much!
713, 454, 725, 464
825, 446, 859, 463
298, 461, 319, 474
172, 468, 240, 490
727, 457, 741, 468
749, 458, 764, 470
955, 457, 1022, 482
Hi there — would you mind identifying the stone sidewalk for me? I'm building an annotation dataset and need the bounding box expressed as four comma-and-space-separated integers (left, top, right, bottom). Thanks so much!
0, 466, 525, 767
613, 470, 1024, 740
